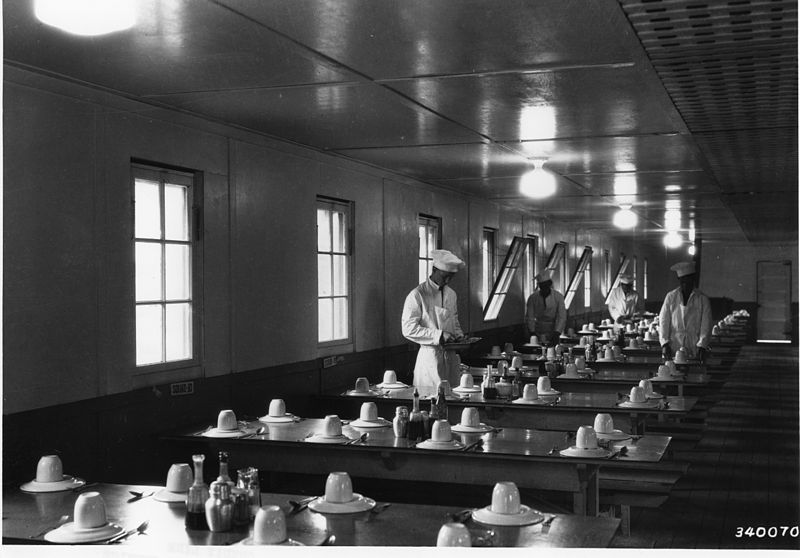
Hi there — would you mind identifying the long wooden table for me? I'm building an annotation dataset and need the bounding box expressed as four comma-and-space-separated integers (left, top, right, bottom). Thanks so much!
162, 419, 673, 518
317, 386, 698, 435
550, 368, 711, 397
2, 483, 621, 547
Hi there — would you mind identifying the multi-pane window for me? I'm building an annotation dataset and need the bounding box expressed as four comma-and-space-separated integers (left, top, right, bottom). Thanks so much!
317, 197, 352, 344
482, 228, 496, 307
134, 164, 195, 367
524, 234, 538, 303
564, 246, 591, 309
484, 236, 533, 321
604, 250, 611, 293
584, 262, 591, 308
633, 256, 639, 292
418, 215, 441, 283
643, 258, 649, 299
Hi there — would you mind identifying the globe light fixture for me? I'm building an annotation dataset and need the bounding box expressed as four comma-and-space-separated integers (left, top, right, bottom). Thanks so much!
35, 0, 137, 36
519, 160, 557, 199
663, 232, 683, 249
688, 244, 697, 256
613, 205, 638, 229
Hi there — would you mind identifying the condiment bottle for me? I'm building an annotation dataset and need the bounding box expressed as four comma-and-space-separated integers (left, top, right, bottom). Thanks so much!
393, 406, 409, 438
205, 477, 233, 532
407, 389, 425, 441
185, 454, 209, 530
217, 451, 234, 488
434, 384, 448, 421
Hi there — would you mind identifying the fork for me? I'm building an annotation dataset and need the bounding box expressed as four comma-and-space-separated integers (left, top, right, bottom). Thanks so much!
106, 519, 149, 544
346, 433, 368, 445
540, 514, 558, 535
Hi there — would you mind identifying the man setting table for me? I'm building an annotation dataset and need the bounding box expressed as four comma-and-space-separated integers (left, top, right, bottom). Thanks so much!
525, 270, 567, 347
607, 273, 644, 324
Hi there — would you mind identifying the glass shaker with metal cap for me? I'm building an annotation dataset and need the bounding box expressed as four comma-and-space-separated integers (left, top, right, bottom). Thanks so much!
205, 476, 234, 532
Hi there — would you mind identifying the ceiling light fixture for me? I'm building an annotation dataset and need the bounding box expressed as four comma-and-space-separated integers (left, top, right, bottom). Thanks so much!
613, 205, 638, 229
688, 244, 697, 256
519, 159, 557, 199
35, 0, 136, 36
663, 232, 683, 249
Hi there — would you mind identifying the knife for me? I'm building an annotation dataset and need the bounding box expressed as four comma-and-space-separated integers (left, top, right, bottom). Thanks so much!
106, 520, 149, 544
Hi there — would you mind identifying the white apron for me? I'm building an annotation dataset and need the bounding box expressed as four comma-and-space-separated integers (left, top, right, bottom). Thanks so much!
413, 306, 461, 388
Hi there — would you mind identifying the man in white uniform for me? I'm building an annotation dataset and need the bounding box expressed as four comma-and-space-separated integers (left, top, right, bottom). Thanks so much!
524, 269, 567, 346
659, 261, 712, 362
607, 273, 644, 323
401, 249, 465, 387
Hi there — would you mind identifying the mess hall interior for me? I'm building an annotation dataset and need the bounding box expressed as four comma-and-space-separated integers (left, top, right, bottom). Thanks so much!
2, 0, 798, 552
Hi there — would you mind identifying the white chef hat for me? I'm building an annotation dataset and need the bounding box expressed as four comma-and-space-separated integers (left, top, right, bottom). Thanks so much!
535, 269, 554, 283
431, 249, 464, 273
670, 261, 696, 277
618, 273, 633, 284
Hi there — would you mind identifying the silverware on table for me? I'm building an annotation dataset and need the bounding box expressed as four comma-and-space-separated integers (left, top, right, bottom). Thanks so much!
318, 534, 336, 546
127, 490, 155, 503
106, 519, 149, 544
346, 433, 368, 445
448, 509, 473, 523
461, 439, 483, 452
30, 515, 69, 538
540, 514, 558, 535
288, 496, 317, 515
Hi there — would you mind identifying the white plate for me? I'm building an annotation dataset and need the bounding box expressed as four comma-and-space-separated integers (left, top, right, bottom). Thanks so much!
617, 400, 660, 409
559, 446, 612, 458
308, 494, 376, 514
202, 427, 255, 438
345, 389, 384, 397
537, 390, 561, 397
305, 434, 351, 444
348, 418, 391, 428
646, 392, 664, 399
578, 330, 599, 335
415, 439, 465, 451
523, 343, 542, 348
596, 429, 632, 441
451, 423, 493, 433
237, 537, 305, 546
471, 505, 544, 527
154, 488, 187, 503
452, 386, 482, 393
556, 374, 583, 379
259, 413, 298, 424
44, 522, 124, 544
377, 382, 409, 389
20, 476, 85, 493
511, 398, 550, 405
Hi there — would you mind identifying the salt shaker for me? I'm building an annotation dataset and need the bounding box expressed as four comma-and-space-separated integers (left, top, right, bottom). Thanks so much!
205, 478, 233, 532
393, 406, 409, 438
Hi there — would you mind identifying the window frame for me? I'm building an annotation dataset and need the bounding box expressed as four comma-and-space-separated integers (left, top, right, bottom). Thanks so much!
483, 236, 535, 321
317, 196, 354, 347
604, 255, 631, 304
132, 162, 202, 375
418, 214, 442, 284
564, 246, 592, 310
523, 234, 538, 304
643, 257, 649, 300
481, 227, 497, 309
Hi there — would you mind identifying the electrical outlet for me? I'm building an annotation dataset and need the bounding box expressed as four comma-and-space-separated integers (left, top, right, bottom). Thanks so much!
170, 381, 194, 396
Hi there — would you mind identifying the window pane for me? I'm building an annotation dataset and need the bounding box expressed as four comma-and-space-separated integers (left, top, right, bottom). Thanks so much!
333, 255, 348, 296
164, 183, 189, 241
318, 298, 333, 342
419, 261, 427, 284
333, 297, 348, 340
318, 254, 332, 296
317, 209, 331, 252
427, 227, 436, 252
135, 179, 161, 239
418, 225, 427, 258
136, 304, 163, 365
332, 211, 347, 253
136, 242, 162, 302
166, 244, 191, 300
165, 303, 192, 361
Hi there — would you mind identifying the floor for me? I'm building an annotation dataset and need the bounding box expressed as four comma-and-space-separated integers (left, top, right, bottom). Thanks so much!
610, 344, 800, 549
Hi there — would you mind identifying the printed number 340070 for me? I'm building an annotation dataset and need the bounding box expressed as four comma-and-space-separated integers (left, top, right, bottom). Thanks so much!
735, 526, 799, 538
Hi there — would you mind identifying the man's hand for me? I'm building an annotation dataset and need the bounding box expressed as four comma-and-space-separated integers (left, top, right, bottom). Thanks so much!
698, 347, 708, 364
615, 316, 624, 324
441, 332, 456, 344
662, 343, 673, 361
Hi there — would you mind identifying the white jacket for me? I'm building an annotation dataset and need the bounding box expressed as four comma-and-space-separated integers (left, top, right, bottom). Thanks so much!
607, 286, 644, 321
658, 287, 712, 358
401, 278, 464, 388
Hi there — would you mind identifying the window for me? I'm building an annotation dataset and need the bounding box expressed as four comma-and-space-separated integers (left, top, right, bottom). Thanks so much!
584, 261, 591, 308
482, 228, 496, 307
564, 247, 592, 310
524, 234, 538, 303
633, 256, 638, 292
604, 250, 610, 293
317, 197, 352, 344
418, 215, 441, 283
643, 258, 649, 299
544, 242, 567, 290
605, 255, 631, 304
134, 164, 197, 367
484, 236, 534, 321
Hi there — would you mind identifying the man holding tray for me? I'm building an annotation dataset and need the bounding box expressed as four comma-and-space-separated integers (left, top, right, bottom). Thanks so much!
402, 249, 466, 387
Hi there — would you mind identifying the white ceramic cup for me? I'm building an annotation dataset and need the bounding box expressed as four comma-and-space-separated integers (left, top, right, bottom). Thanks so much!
431, 419, 452, 442
459, 373, 474, 388
593, 413, 614, 434
657, 364, 670, 377
575, 356, 586, 370
322, 415, 343, 437
35, 455, 63, 483
437, 523, 472, 546
324, 471, 353, 504
578, 337, 587, 347
675, 349, 687, 364
522, 383, 538, 400
491, 345, 501, 356
511, 356, 524, 369
383, 370, 398, 384
627, 323, 635, 332
565, 363, 578, 377
253, 505, 287, 544
666, 360, 677, 373
576, 426, 598, 450
460, 407, 480, 427
359, 402, 379, 422
74, 491, 108, 529
628, 338, 637, 348
546, 347, 556, 360
217, 409, 238, 431
354, 377, 370, 392
165, 463, 193, 493
604, 347, 614, 360
537, 376, 552, 393
529, 335, 539, 345
629, 386, 646, 404
490, 481, 521, 515
438, 380, 452, 396
588, 322, 596, 331
268, 399, 286, 417
639, 379, 654, 396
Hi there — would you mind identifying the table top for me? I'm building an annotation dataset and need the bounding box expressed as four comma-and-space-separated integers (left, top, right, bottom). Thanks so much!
2, 483, 620, 547
169, 418, 672, 464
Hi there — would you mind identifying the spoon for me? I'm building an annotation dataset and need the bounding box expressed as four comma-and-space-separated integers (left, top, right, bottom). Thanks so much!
30, 515, 69, 538
346, 433, 368, 445
288, 496, 317, 515
318, 534, 336, 546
